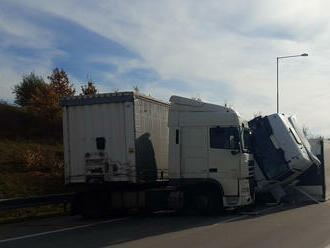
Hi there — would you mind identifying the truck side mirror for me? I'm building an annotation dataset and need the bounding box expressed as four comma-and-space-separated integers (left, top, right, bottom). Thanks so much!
230, 135, 240, 150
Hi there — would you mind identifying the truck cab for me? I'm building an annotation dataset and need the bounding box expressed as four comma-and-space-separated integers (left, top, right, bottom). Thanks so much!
249, 113, 321, 198
168, 96, 254, 210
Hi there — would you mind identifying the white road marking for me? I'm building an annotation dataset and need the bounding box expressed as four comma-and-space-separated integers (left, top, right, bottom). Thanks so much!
223, 215, 248, 222
0, 217, 128, 243
210, 215, 249, 227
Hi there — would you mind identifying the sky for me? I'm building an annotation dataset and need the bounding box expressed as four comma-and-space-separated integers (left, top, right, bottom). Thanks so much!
0, 0, 330, 136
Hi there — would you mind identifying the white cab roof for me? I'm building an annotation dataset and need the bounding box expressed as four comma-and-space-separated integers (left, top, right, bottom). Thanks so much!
169, 95, 243, 127
170, 95, 238, 114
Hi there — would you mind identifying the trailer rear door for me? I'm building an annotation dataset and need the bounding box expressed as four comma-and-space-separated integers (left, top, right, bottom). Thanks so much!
62, 98, 136, 184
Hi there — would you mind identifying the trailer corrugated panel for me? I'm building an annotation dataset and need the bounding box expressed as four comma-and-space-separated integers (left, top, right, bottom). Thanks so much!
134, 95, 169, 181
61, 92, 169, 185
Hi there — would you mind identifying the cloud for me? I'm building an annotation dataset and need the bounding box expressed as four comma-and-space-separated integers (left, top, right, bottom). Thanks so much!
90, 57, 149, 75
0, 1, 66, 101
3, 0, 330, 136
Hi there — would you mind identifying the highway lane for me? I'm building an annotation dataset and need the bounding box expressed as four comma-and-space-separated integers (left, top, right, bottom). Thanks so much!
0, 211, 243, 248
1, 203, 330, 248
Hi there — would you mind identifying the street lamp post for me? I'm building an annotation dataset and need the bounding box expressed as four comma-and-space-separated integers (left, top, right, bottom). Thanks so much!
276, 53, 308, 113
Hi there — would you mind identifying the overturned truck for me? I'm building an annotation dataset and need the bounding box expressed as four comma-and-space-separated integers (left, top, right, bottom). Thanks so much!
249, 114, 321, 200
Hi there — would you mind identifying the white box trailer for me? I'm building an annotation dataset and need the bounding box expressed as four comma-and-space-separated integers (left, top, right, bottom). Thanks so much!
60, 92, 169, 185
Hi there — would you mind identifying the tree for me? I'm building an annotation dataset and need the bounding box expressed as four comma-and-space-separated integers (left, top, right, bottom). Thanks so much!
80, 82, 98, 95
28, 68, 75, 121
28, 85, 61, 121
48, 68, 75, 97
13, 73, 46, 106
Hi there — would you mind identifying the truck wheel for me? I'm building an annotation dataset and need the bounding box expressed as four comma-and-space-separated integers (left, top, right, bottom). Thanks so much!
194, 191, 223, 215
81, 192, 109, 218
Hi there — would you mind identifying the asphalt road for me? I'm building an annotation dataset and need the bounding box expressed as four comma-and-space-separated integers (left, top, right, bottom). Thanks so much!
1, 203, 330, 248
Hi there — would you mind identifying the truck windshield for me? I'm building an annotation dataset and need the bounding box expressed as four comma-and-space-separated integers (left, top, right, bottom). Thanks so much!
210, 127, 240, 150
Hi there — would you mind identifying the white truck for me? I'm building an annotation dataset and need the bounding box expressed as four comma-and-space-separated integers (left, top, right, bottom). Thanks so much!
60, 92, 319, 216
167, 95, 254, 211
249, 114, 321, 199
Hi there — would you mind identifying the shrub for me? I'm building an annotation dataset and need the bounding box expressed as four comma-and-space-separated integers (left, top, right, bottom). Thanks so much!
24, 145, 63, 172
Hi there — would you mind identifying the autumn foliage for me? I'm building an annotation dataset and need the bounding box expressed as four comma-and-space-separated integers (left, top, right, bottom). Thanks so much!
28, 85, 61, 121
12, 68, 99, 123
26, 68, 75, 121
24, 144, 63, 172
47, 68, 75, 97
81, 81, 98, 95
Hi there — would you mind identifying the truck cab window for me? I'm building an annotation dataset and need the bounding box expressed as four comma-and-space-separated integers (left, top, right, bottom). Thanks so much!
243, 128, 253, 151
210, 127, 240, 150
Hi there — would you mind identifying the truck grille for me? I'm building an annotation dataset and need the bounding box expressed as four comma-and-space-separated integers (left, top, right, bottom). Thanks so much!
248, 160, 254, 178
248, 160, 255, 196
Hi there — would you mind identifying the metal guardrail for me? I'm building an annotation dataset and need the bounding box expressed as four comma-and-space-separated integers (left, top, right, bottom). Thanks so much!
0, 193, 74, 211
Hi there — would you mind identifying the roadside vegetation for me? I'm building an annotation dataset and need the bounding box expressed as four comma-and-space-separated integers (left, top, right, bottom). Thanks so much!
0, 69, 98, 221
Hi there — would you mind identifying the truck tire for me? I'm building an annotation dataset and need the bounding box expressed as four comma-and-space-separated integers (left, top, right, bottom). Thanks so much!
81, 191, 109, 218
193, 190, 223, 215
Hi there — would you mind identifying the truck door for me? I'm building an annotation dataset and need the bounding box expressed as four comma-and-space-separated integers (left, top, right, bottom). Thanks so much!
208, 126, 241, 196
180, 127, 208, 178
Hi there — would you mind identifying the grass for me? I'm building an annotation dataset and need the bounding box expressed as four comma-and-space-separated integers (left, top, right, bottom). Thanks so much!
0, 139, 65, 198
0, 172, 65, 199
0, 104, 68, 221
0, 139, 63, 173
0, 140, 66, 221
0, 204, 70, 224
